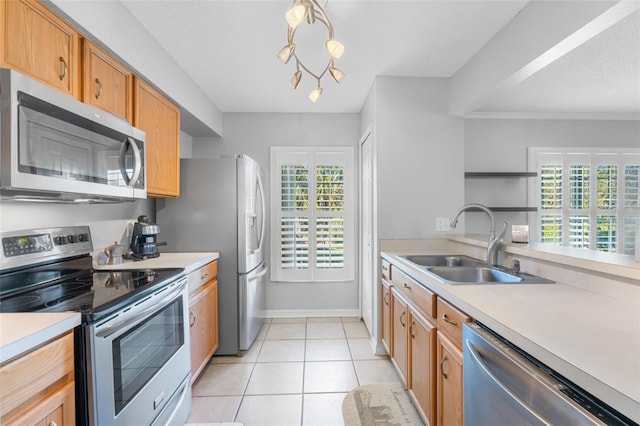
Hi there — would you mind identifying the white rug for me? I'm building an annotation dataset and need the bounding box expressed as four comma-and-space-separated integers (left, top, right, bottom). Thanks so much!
342, 383, 424, 426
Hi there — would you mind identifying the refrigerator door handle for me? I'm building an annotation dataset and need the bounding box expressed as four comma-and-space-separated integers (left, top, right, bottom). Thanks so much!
248, 263, 268, 281
256, 169, 266, 254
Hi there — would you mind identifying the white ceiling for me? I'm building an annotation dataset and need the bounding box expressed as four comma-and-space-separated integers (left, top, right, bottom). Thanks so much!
120, 0, 640, 117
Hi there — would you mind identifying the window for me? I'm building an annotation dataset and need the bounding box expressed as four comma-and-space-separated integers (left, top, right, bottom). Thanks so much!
271, 147, 355, 282
530, 148, 640, 255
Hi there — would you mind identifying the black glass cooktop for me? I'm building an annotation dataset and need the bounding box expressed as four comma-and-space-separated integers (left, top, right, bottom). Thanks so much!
0, 255, 183, 322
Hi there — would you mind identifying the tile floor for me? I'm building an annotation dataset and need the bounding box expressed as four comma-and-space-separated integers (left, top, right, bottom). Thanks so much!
185, 317, 402, 426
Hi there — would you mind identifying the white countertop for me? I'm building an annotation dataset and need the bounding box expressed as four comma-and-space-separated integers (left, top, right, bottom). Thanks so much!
93, 252, 219, 274
0, 312, 81, 364
381, 249, 640, 423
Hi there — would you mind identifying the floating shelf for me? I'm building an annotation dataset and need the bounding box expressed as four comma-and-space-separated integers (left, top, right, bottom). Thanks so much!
465, 172, 538, 178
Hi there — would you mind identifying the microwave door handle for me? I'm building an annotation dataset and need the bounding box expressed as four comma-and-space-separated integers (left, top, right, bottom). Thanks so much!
118, 137, 142, 186
465, 339, 552, 425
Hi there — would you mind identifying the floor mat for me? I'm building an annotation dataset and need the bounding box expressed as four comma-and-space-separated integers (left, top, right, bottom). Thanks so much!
342, 383, 424, 426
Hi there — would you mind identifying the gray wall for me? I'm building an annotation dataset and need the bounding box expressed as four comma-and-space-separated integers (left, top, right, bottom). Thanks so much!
463, 119, 640, 235
191, 113, 361, 316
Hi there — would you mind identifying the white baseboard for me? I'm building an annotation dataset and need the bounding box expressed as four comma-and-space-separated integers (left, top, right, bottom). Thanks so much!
264, 308, 360, 319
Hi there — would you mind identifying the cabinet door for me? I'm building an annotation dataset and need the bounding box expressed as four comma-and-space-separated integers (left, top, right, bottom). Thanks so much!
1, 0, 80, 96
381, 278, 392, 354
82, 40, 133, 121
409, 308, 436, 426
204, 279, 219, 359
134, 77, 180, 197
10, 381, 75, 426
436, 331, 463, 426
189, 278, 219, 381
391, 288, 408, 386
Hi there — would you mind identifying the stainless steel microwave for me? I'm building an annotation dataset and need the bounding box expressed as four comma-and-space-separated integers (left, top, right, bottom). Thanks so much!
0, 68, 146, 202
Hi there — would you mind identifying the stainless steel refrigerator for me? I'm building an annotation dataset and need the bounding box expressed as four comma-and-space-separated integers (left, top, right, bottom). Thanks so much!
156, 155, 266, 355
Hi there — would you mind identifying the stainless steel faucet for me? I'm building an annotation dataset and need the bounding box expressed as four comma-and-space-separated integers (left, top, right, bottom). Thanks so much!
449, 203, 507, 266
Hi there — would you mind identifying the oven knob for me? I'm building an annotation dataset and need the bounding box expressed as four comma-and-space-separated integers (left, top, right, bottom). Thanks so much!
78, 233, 86, 242
54, 236, 65, 245
67, 235, 75, 243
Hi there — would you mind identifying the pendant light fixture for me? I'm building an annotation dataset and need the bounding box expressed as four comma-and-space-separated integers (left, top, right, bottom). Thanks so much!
277, 0, 344, 103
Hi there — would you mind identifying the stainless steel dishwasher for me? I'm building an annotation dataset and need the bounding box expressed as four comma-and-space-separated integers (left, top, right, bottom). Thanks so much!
462, 322, 636, 426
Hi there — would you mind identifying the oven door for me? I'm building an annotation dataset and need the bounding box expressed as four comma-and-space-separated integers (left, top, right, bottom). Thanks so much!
87, 277, 191, 426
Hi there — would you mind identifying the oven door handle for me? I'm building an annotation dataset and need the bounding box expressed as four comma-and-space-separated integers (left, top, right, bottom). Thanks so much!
96, 281, 185, 338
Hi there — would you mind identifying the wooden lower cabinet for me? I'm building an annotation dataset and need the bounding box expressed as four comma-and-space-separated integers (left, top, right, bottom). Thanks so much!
0, 331, 75, 425
391, 288, 409, 386
436, 331, 464, 426
381, 278, 392, 354
408, 307, 437, 425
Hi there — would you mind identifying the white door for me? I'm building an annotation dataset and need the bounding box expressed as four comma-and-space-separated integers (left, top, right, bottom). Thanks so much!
360, 130, 374, 334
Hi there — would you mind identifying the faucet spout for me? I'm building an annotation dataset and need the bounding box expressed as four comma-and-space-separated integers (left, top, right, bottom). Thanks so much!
449, 203, 506, 266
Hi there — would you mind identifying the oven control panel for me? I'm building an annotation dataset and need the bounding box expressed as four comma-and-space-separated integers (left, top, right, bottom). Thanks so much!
0, 226, 93, 269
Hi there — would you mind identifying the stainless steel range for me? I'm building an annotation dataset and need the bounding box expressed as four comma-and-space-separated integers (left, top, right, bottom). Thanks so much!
0, 226, 191, 426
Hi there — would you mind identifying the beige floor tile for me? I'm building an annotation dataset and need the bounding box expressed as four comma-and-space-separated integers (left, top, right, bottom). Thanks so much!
353, 359, 402, 385
341, 316, 362, 322
305, 339, 351, 361
212, 339, 263, 364
347, 338, 389, 361
186, 396, 242, 423
306, 317, 342, 323
236, 394, 303, 426
304, 361, 359, 393
193, 363, 254, 396
257, 340, 305, 362
306, 322, 346, 339
302, 393, 347, 426
265, 322, 307, 340
271, 317, 307, 323
343, 321, 370, 339
245, 362, 304, 395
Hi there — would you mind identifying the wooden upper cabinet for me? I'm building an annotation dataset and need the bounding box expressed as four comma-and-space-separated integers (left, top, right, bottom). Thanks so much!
1, 0, 80, 97
82, 40, 133, 122
134, 77, 181, 197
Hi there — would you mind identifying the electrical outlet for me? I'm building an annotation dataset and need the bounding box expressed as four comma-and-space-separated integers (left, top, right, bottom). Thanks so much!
435, 217, 450, 231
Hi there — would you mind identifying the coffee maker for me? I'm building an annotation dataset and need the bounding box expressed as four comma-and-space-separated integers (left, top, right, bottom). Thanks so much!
128, 215, 166, 260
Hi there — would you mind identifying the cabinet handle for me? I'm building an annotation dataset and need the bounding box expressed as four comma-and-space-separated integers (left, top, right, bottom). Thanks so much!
189, 311, 196, 327
94, 78, 103, 99
201, 273, 209, 280
49, 422, 58, 426
440, 355, 449, 379
400, 311, 406, 327
442, 313, 458, 326
402, 282, 411, 290
58, 56, 67, 81
384, 292, 389, 306
409, 321, 416, 338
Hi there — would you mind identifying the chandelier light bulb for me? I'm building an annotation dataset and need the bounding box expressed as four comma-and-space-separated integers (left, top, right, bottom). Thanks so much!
290, 70, 302, 89
326, 39, 344, 59
308, 87, 323, 103
285, 4, 307, 29
328, 66, 344, 83
277, 43, 295, 64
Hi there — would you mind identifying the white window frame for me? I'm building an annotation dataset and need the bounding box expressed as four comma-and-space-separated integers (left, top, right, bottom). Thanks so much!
528, 147, 640, 253
270, 146, 355, 282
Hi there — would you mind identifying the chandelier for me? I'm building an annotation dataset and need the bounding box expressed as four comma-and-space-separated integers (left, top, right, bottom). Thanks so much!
277, 0, 345, 103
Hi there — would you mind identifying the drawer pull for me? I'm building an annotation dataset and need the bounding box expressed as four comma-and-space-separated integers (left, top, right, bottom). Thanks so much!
58, 56, 67, 81
384, 292, 390, 306
409, 321, 416, 338
201, 273, 209, 280
189, 311, 196, 327
400, 311, 406, 327
440, 355, 449, 379
442, 313, 458, 326
49, 422, 58, 426
94, 78, 103, 99
402, 282, 411, 290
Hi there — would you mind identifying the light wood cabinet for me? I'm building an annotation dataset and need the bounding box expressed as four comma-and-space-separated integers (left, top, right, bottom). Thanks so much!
82, 40, 133, 121
134, 77, 181, 198
381, 276, 392, 354
409, 307, 437, 426
188, 260, 219, 382
0, 331, 75, 425
391, 288, 409, 386
0, 0, 80, 97
437, 331, 463, 426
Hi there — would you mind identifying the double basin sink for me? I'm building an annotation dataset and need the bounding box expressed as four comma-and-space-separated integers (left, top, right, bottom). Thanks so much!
399, 255, 554, 285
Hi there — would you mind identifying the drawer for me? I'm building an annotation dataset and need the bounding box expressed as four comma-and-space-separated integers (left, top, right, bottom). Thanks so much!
391, 268, 436, 319
188, 260, 218, 294
436, 298, 471, 348
381, 259, 391, 281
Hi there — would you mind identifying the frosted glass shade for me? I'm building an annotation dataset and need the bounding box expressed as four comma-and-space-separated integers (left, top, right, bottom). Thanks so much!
326, 39, 344, 59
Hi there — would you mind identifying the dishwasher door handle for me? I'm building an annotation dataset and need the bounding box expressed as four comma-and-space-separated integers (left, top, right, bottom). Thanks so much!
465, 339, 552, 425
